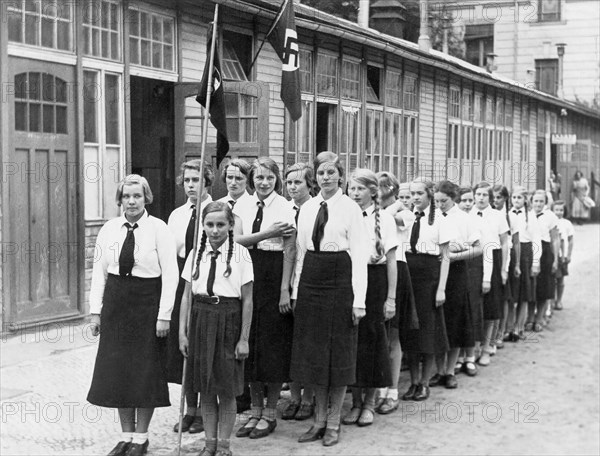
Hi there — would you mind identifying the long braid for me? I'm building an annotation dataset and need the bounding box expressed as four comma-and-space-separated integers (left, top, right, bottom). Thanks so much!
505, 202, 510, 230
372, 197, 384, 262
224, 230, 234, 278
524, 198, 529, 225
428, 195, 435, 225
192, 231, 207, 280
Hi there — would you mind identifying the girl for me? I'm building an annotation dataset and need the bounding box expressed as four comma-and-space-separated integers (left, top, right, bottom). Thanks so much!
527, 190, 560, 332
343, 169, 397, 427
282, 163, 316, 422
88, 175, 178, 456
401, 177, 451, 401
552, 200, 574, 311
507, 186, 541, 340
179, 202, 254, 456
433, 181, 482, 389
376, 173, 417, 415
472, 182, 510, 366
167, 160, 214, 434
571, 170, 591, 224
458, 186, 475, 213
291, 151, 370, 446
234, 157, 296, 440
217, 159, 254, 213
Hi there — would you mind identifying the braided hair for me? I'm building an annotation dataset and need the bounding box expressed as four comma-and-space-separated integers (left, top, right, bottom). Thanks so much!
411, 177, 436, 225
351, 168, 385, 262
512, 185, 529, 224
192, 201, 235, 280
492, 184, 511, 228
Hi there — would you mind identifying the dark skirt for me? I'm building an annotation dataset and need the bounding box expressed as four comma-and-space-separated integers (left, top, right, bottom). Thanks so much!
509, 242, 533, 303
291, 251, 357, 387
483, 249, 505, 320
390, 261, 418, 332
354, 264, 392, 388
246, 249, 293, 383
403, 253, 449, 355
466, 256, 484, 341
534, 241, 555, 301
87, 274, 169, 408
166, 256, 187, 384
445, 260, 475, 348
186, 296, 245, 397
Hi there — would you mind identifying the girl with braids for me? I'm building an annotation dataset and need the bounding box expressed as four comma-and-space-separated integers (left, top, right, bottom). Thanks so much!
507, 186, 541, 341
179, 202, 253, 456
431, 181, 482, 390
375, 172, 417, 415
472, 182, 510, 366
233, 157, 296, 440
401, 177, 451, 402
492, 185, 521, 346
342, 169, 397, 427
166, 159, 214, 434
552, 200, 574, 311
291, 151, 369, 446
527, 190, 560, 332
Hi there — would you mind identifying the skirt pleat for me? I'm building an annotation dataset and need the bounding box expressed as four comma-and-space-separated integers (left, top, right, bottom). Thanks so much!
534, 241, 555, 301
165, 256, 187, 384
466, 256, 484, 341
483, 249, 505, 320
445, 260, 475, 348
510, 242, 533, 303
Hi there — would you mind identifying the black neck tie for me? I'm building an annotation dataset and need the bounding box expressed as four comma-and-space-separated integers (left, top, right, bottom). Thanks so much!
477, 211, 483, 217
442, 212, 447, 217
409, 212, 424, 254
228, 199, 236, 210
293, 206, 299, 224
362, 211, 368, 217
119, 223, 138, 277
537, 212, 543, 218
513, 210, 522, 215
312, 201, 328, 252
251, 201, 264, 248
185, 205, 196, 257
206, 250, 220, 296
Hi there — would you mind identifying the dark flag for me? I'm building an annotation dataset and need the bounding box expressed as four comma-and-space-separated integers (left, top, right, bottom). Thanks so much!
197, 26, 229, 168
267, 0, 302, 121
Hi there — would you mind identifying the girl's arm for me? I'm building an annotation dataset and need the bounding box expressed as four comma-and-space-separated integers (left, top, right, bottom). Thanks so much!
279, 233, 297, 314
179, 281, 192, 357
513, 232, 521, 277
436, 242, 451, 307
499, 232, 509, 284
384, 248, 397, 321
235, 281, 253, 360
235, 222, 294, 248
567, 235, 574, 263
550, 226, 560, 272
448, 240, 483, 262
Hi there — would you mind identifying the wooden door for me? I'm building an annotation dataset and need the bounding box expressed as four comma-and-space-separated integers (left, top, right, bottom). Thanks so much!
174, 81, 269, 203
7, 58, 80, 325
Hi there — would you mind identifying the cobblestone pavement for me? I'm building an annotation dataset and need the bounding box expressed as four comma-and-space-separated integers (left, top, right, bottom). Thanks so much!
1, 224, 599, 456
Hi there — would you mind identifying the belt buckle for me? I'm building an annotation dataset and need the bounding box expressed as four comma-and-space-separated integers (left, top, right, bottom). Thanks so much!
210, 295, 220, 304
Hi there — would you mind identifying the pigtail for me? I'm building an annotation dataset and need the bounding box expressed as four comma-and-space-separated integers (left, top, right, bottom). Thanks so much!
192, 231, 208, 280
224, 230, 234, 278
372, 198, 385, 262
524, 198, 529, 224
428, 196, 435, 225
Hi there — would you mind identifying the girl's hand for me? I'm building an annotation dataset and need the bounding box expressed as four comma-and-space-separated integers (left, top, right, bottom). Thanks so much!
291, 299, 296, 313
565, 257, 571, 264
384, 298, 396, 321
235, 340, 249, 360
279, 289, 292, 314
90, 314, 101, 336
435, 289, 445, 307
352, 308, 366, 326
156, 320, 170, 338
551, 262, 558, 273
482, 281, 491, 294
531, 264, 540, 277
267, 222, 295, 238
501, 270, 508, 285
179, 333, 189, 357
514, 266, 521, 278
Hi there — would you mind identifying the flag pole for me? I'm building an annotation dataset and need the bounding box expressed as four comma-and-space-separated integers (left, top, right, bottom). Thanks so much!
177, 4, 220, 456
248, 0, 290, 72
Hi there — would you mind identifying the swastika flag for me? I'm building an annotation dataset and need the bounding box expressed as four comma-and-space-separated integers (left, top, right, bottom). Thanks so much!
267, 0, 302, 121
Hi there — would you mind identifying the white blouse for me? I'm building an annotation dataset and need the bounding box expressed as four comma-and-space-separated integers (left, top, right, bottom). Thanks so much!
535, 209, 559, 242
182, 238, 254, 297
471, 206, 509, 282
440, 205, 481, 250
403, 206, 454, 255
89, 210, 179, 321
511, 208, 542, 265
557, 218, 575, 244
217, 190, 254, 219
293, 188, 370, 309
385, 206, 415, 263
167, 196, 213, 259
361, 204, 399, 265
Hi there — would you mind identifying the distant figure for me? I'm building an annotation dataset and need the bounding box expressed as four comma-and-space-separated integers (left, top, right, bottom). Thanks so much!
571, 171, 590, 224
548, 171, 561, 202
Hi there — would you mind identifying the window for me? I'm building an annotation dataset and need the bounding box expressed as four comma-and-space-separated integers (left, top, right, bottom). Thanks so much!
129, 9, 175, 71
384, 112, 402, 177
505, 99, 513, 128
447, 123, 460, 159
403, 75, 418, 111
225, 93, 258, 143
222, 39, 249, 81
464, 24, 493, 67
535, 59, 558, 96
385, 69, 402, 109
299, 49, 313, 93
449, 88, 461, 119
83, 0, 120, 60
402, 115, 417, 181
341, 60, 360, 100
316, 54, 338, 97
463, 91, 473, 121
286, 101, 313, 168
475, 127, 483, 160
7, 0, 73, 51
496, 99, 504, 127
486, 97, 495, 124
340, 106, 360, 177
83, 70, 123, 220
222, 31, 251, 81
462, 126, 472, 160
486, 129, 494, 161
474, 94, 484, 123
505, 131, 513, 161
365, 109, 383, 171
538, 0, 561, 22
366, 66, 381, 103
522, 105, 530, 131
15, 72, 68, 134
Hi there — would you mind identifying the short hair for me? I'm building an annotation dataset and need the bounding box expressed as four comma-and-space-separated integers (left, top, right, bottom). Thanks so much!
552, 199, 568, 217
376, 171, 400, 198
221, 158, 251, 183
116, 174, 153, 206
473, 181, 494, 202
457, 186, 474, 202
248, 157, 283, 194
435, 180, 458, 200
313, 151, 344, 187
285, 162, 317, 197
532, 189, 549, 204
176, 160, 214, 188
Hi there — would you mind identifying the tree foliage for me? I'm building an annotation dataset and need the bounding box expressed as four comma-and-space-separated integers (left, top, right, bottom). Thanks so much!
300, 0, 359, 21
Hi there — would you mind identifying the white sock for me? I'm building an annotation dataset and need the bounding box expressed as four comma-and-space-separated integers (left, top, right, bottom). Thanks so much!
121, 432, 133, 443
378, 388, 387, 398
387, 388, 399, 400
465, 356, 476, 363
457, 357, 464, 364
132, 432, 148, 445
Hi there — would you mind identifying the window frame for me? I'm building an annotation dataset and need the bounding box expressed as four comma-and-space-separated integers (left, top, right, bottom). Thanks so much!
82, 0, 122, 62
538, 0, 561, 23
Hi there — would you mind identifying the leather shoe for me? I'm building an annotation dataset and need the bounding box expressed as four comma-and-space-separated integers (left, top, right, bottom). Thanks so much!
282, 401, 300, 420
445, 374, 458, 389
464, 361, 478, 377
402, 384, 419, 401
249, 418, 277, 439
297, 425, 326, 443
124, 440, 148, 456
295, 402, 314, 420
173, 414, 195, 433
107, 441, 131, 456
322, 427, 340, 446
235, 416, 260, 438
377, 397, 399, 415
357, 407, 374, 427
413, 384, 430, 401
341, 407, 361, 425
429, 373, 446, 387
189, 416, 204, 434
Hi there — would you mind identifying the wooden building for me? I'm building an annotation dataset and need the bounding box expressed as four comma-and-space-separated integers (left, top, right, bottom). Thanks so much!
1, 0, 598, 328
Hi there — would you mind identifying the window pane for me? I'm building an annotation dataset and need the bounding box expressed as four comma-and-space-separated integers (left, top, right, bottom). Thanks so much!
29, 73, 41, 100
163, 45, 173, 70
8, 14, 23, 42
104, 147, 121, 218
110, 31, 119, 59
15, 102, 27, 131
163, 20, 173, 44
25, 14, 38, 45
15, 73, 27, 99
226, 119, 239, 142
241, 95, 257, 116
25, 1, 39, 13
105, 74, 120, 144
57, 21, 70, 50
42, 17, 54, 47
225, 93, 239, 116
92, 28, 100, 55
141, 39, 151, 66
29, 103, 41, 131
129, 10, 139, 35
43, 74, 54, 101
43, 105, 55, 133
56, 106, 67, 134
152, 42, 161, 68
129, 37, 139, 63
84, 71, 98, 142
102, 30, 109, 58
101, 1, 109, 28
152, 16, 161, 41
110, 3, 119, 30
84, 146, 101, 219
56, 78, 66, 102
140, 12, 149, 38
